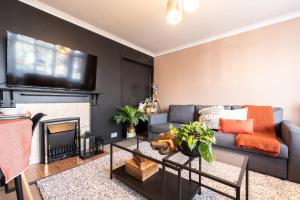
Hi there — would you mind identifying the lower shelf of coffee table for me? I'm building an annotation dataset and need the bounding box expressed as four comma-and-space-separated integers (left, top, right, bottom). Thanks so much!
113, 165, 200, 200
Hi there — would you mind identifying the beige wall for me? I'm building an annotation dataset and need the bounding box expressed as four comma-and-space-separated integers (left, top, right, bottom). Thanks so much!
154, 17, 300, 125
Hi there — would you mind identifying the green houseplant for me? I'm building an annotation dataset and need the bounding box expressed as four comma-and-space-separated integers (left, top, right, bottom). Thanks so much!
169, 121, 216, 162
113, 105, 148, 138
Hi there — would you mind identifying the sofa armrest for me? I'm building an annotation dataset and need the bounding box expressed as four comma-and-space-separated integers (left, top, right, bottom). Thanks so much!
148, 113, 168, 125
147, 113, 168, 140
281, 120, 300, 183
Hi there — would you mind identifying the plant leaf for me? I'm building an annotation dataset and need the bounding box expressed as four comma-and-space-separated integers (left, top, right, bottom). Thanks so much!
113, 105, 148, 127
187, 136, 196, 151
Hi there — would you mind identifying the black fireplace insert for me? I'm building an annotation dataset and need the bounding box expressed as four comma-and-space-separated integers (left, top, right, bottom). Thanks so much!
40, 117, 80, 164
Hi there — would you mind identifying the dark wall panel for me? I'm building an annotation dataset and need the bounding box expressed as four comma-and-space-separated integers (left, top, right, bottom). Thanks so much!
0, 0, 154, 143
121, 58, 152, 106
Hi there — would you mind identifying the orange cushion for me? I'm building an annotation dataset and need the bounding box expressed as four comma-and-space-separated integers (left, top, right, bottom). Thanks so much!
219, 119, 254, 134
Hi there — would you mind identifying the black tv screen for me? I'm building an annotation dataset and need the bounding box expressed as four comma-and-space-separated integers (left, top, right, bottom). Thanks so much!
7, 32, 97, 90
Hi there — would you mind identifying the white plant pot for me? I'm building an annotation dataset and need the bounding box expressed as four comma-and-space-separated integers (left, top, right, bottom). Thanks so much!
127, 131, 136, 138
127, 126, 136, 138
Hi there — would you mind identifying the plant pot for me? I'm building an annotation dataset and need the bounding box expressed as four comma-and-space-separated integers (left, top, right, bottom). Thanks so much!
127, 126, 136, 138
179, 141, 201, 157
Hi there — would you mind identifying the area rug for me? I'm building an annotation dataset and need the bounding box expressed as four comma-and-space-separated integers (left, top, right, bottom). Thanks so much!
37, 142, 300, 200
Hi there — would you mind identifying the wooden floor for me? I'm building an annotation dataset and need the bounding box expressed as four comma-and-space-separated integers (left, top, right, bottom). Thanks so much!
0, 138, 137, 200
0, 153, 108, 200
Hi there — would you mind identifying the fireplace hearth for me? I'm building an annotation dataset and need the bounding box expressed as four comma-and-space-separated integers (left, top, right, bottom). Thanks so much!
40, 117, 80, 164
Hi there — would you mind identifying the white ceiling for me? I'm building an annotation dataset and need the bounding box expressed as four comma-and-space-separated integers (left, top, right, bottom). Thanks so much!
20, 0, 300, 56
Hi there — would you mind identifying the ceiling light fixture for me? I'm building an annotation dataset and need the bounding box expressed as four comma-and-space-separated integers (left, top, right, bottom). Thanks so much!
167, 0, 182, 25
183, 0, 199, 13
167, 0, 199, 25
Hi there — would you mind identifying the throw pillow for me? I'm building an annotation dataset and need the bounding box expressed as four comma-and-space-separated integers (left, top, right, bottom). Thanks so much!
219, 119, 254, 134
198, 105, 224, 129
220, 108, 248, 120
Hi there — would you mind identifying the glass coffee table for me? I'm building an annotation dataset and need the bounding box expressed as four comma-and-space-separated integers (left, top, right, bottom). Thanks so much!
110, 136, 249, 200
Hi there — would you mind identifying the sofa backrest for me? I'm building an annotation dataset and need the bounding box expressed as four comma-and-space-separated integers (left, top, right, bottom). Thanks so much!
168, 105, 283, 135
272, 108, 284, 136
168, 105, 195, 123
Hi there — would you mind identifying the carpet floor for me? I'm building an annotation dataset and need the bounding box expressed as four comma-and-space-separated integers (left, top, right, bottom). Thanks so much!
37, 142, 300, 200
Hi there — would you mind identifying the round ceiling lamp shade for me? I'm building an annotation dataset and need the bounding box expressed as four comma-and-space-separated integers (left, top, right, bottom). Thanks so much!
183, 0, 199, 13
167, 0, 182, 25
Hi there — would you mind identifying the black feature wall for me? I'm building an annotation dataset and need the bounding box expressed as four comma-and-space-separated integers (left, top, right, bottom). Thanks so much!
0, 0, 154, 143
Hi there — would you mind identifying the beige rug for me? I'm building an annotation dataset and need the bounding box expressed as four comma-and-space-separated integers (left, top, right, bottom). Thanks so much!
37, 142, 300, 200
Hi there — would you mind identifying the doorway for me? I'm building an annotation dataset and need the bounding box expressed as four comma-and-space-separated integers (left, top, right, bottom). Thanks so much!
121, 57, 152, 106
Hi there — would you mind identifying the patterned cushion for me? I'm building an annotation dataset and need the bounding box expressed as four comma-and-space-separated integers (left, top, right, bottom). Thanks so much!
194, 105, 231, 120
198, 105, 224, 130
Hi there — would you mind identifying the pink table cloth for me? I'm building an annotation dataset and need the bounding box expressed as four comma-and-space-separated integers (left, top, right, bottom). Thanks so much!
0, 119, 32, 183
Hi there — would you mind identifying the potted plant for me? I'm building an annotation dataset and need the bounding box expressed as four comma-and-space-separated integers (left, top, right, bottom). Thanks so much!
169, 121, 216, 162
113, 105, 148, 138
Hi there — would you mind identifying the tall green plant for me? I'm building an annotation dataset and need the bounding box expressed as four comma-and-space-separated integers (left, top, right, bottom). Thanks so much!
169, 121, 216, 163
113, 105, 148, 128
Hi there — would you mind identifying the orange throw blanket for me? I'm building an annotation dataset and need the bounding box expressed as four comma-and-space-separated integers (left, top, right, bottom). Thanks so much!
236, 105, 280, 156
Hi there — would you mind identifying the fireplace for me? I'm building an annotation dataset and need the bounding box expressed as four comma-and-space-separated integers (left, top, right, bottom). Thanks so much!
40, 117, 80, 164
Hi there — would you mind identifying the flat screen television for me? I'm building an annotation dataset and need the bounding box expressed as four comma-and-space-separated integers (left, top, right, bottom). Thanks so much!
6, 32, 97, 90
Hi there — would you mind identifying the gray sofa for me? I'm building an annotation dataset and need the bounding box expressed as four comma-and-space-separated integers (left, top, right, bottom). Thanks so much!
148, 105, 300, 183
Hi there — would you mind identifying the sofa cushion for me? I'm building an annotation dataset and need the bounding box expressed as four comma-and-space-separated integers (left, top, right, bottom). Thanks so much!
169, 105, 195, 123
198, 106, 224, 130
219, 119, 254, 134
195, 105, 231, 120
231, 105, 242, 110
214, 131, 288, 159
220, 108, 248, 120
150, 123, 182, 134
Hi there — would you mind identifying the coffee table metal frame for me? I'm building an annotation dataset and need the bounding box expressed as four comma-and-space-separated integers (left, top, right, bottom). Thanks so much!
110, 136, 249, 200
162, 150, 249, 200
